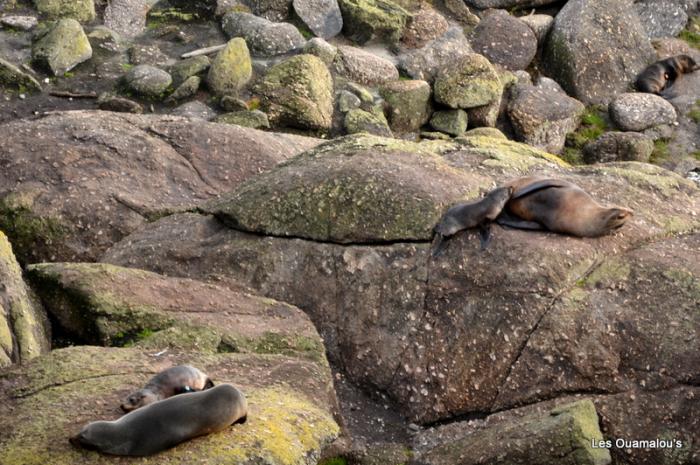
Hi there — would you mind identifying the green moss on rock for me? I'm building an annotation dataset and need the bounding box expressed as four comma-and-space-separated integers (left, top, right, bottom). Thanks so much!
207, 38, 252, 96
33, 0, 96, 23
337, 0, 410, 44
455, 135, 570, 170
32, 18, 93, 76
433, 54, 502, 109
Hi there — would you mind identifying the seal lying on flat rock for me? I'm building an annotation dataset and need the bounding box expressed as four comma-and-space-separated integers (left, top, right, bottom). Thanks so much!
432, 186, 513, 256
431, 178, 632, 253
71, 383, 248, 456
497, 177, 633, 237
120, 365, 214, 412
635, 55, 698, 95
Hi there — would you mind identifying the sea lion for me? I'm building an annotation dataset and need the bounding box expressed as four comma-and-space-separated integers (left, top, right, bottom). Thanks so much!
635, 55, 698, 95
70, 383, 248, 456
497, 177, 633, 237
432, 186, 514, 256
120, 365, 214, 412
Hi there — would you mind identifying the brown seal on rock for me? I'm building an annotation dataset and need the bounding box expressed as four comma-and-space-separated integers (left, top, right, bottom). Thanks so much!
70, 383, 248, 456
432, 186, 514, 256
120, 365, 214, 412
635, 55, 698, 95
497, 177, 633, 237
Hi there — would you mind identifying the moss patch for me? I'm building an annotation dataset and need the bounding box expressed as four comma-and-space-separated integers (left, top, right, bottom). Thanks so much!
649, 138, 671, 164
563, 105, 610, 165
456, 135, 570, 171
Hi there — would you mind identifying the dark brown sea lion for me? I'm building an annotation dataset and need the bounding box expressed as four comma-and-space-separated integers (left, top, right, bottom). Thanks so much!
120, 365, 214, 412
635, 55, 698, 95
432, 186, 514, 256
497, 177, 633, 237
70, 383, 247, 456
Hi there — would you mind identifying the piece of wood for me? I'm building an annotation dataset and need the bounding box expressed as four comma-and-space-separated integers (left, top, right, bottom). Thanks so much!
181, 44, 226, 59
49, 90, 98, 99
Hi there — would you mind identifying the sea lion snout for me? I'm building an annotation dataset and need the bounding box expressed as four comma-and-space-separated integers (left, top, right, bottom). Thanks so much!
602, 207, 633, 233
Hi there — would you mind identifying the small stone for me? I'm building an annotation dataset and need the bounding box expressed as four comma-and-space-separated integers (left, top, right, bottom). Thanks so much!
303, 37, 338, 65
609, 93, 677, 132
337, 90, 361, 112
344, 108, 392, 137
221, 12, 306, 57
518, 14, 553, 44
333, 45, 399, 86
123, 65, 172, 98
32, 18, 93, 76
215, 110, 271, 129
165, 76, 200, 102
400, 6, 449, 49
170, 55, 211, 88
170, 100, 217, 120
33, 0, 95, 23
293, 0, 343, 39
398, 27, 473, 82
346, 82, 374, 104
337, 0, 409, 44
97, 93, 143, 113
379, 79, 432, 133
460, 127, 507, 139
1, 15, 38, 30
582, 131, 654, 163
220, 95, 249, 111
207, 38, 252, 97
430, 109, 467, 136
433, 53, 502, 109
471, 10, 537, 71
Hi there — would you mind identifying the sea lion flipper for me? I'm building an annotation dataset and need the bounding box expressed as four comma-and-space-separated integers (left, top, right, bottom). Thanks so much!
496, 212, 543, 231
510, 179, 570, 200
431, 233, 449, 257
478, 223, 492, 250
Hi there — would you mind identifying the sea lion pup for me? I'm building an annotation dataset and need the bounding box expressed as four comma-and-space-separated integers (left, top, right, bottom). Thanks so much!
497, 177, 633, 237
70, 384, 248, 456
432, 186, 514, 256
120, 365, 214, 412
635, 55, 699, 95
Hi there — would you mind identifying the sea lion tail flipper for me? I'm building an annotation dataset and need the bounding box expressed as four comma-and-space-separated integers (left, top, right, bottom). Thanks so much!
496, 212, 543, 231
431, 233, 449, 257
510, 179, 569, 200
478, 223, 492, 250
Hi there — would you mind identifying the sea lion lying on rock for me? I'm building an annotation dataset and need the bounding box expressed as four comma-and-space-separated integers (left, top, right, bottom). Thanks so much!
120, 365, 214, 412
71, 384, 247, 456
432, 177, 632, 254
635, 55, 698, 95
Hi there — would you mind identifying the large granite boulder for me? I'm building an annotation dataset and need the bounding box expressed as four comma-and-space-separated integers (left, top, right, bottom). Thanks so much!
543, 0, 656, 105
635, 0, 690, 38
398, 27, 473, 82
0, 232, 50, 368
337, 0, 410, 44
433, 53, 502, 109
609, 92, 678, 131
102, 133, 700, 465
471, 10, 537, 71
0, 111, 320, 264
255, 54, 334, 131
221, 12, 306, 57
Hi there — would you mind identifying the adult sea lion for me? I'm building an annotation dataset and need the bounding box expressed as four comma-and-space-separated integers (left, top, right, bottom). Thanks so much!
120, 365, 214, 412
497, 177, 633, 237
432, 186, 514, 256
71, 383, 248, 456
635, 55, 698, 95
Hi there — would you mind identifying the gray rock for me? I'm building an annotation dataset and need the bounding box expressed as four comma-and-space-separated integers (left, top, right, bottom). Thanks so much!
518, 13, 553, 44
609, 92, 677, 131
33, 0, 95, 22
337, 0, 410, 44
543, 0, 655, 105
247, 0, 294, 22
333, 45, 399, 86
508, 81, 585, 154
303, 37, 338, 64
344, 108, 392, 136
87, 26, 123, 53
293, 0, 343, 39
220, 95, 249, 111
170, 100, 217, 120
1, 15, 38, 30
0, 57, 42, 91
32, 18, 93, 76
430, 109, 468, 136
104, 0, 159, 39
97, 93, 144, 113
400, 6, 449, 49
337, 90, 361, 112
471, 10, 537, 71
215, 109, 271, 128
583, 131, 654, 163
206, 38, 252, 96
465, 0, 559, 7
222, 12, 306, 57
443, 0, 479, 26
467, 96, 501, 128
398, 27, 473, 82
433, 53, 502, 109
513, 70, 532, 86
128, 43, 170, 67
635, 0, 688, 38
346, 82, 374, 104
170, 55, 211, 88
123, 64, 173, 98
165, 75, 201, 102
379, 79, 432, 133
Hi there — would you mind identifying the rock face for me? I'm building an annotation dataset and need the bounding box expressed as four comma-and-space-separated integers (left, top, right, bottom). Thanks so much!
0, 111, 320, 264
293, 0, 343, 39
333, 45, 399, 86
635, 0, 689, 38
103, 133, 700, 454
400, 6, 449, 49
337, 0, 410, 44
471, 10, 537, 71
609, 92, 678, 131
221, 12, 306, 57
398, 27, 473, 82
465, 0, 559, 7
508, 80, 585, 154
430, 109, 468, 136
255, 54, 334, 131
543, 0, 656, 105
123, 65, 172, 98
33, 0, 95, 22
207, 38, 252, 96
32, 18, 93, 76
416, 401, 612, 465
103, 0, 159, 39
0, 232, 50, 368
344, 108, 392, 136
582, 131, 654, 163
379, 79, 432, 133
433, 53, 502, 109
215, 110, 270, 129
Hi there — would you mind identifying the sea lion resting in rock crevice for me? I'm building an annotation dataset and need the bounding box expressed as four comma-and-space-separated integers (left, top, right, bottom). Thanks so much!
432, 177, 633, 255
120, 365, 214, 412
71, 384, 248, 456
635, 54, 699, 95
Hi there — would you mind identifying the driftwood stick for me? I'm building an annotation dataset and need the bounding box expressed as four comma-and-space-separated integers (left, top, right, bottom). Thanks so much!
49, 90, 99, 99
181, 44, 227, 59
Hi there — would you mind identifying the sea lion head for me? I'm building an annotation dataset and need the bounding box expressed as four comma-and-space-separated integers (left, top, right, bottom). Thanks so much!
676, 55, 698, 73
120, 388, 158, 412
69, 421, 117, 452
600, 207, 633, 234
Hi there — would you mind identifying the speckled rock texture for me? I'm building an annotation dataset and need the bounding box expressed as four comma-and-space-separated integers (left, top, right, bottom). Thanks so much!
433, 53, 502, 109
609, 92, 678, 131
471, 10, 537, 71
333, 45, 399, 86
32, 18, 92, 76
222, 12, 306, 57
207, 38, 252, 96
583, 131, 654, 163
293, 0, 343, 39
398, 27, 473, 82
